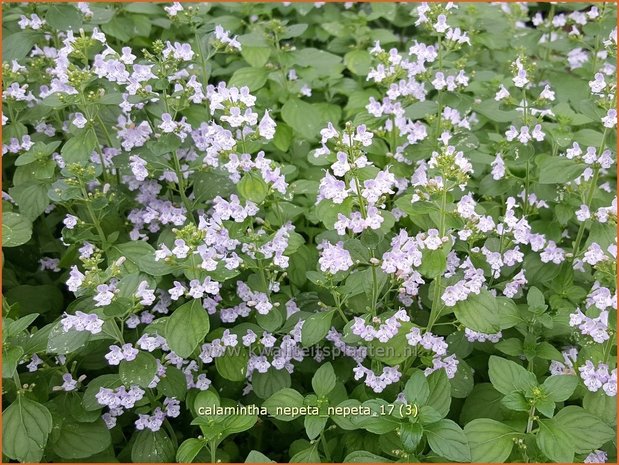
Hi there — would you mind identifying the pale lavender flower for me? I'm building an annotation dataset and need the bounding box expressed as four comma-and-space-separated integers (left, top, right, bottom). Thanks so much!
585, 450, 608, 463
60, 311, 104, 334
318, 241, 353, 274
63, 214, 79, 229
94, 284, 115, 307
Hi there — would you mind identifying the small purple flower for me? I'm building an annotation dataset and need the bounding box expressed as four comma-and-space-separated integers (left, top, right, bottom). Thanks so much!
63, 214, 79, 230
318, 241, 353, 274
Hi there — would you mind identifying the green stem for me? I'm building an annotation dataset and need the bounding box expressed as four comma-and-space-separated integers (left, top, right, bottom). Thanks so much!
571, 126, 609, 261
79, 87, 110, 183
352, 175, 367, 219
209, 440, 217, 463
571, 168, 599, 257
350, 164, 380, 316
525, 404, 536, 434
603, 333, 615, 364
320, 433, 331, 462
13, 370, 21, 391
96, 114, 115, 147
427, 189, 448, 331
369, 260, 380, 316
273, 31, 289, 95
193, 26, 210, 87
257, 259, 269, 295
332, 291, 349, 323
390, 116, 397, 153
80, 183, 108, 249
95, 115, 121, 184
523, 159, 530, 215
172, 150, 194, 223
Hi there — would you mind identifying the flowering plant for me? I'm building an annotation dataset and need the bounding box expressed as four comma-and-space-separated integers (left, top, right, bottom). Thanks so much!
2, 2, 617, 463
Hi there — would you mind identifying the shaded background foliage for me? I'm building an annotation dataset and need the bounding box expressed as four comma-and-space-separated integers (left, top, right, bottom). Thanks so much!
2, 2, 617, 464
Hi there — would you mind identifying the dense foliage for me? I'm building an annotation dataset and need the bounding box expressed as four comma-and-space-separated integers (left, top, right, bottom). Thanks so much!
2, 2, 617, 463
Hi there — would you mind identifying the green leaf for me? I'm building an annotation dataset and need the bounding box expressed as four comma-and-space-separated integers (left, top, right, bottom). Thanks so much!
418, 405, 443, 425
6, 313, 39, 337
487, 356, 538, 395
450, 358, 474, 398
526, 286, 545, 306
166, 300, 210, 358
370, 3, 396, 20
176, 438, 204, 463
553, 406, 615, 452
426, 369, 451, 418
460, 383, 507, 424
368, 325, 411, 365
61, 130, 98, 164
147, 133, 181, 156
119, 351, 158, 388
537, 419, 575, 462
312, 362, 336, 397
400, 422, 424, 452
131, 429, 176, 462
473, 99, 520, 123
495, 338, 523, 357
301, 311, 334, 347
273, 123, 293, 152
245, 450, 275, 462
292, 48, 342, 70
193, 170, 236, 204
3, 31, 42, 62
216, 347, 248, 382
464, 419, 516, 463
425, 419, 471, 462
113, 241, 174, 276
252, 367, 291, 399
583, 390, 616, 425
9, 182, 50, 221
304, 415, 328, 440
496, 297, 521, 329
237, 172, 269, 204
290, 445, 321, 463
352, 400, 400, 434
541, 375, 578, 402
2, 346, 23, 379
344, 50, 372, 76
418, 247, 447, 279
535, 397, 556, 418
574, 128, 604, 146
501, 391, 529, 412
453, 290, 501, 333
45, 4, 83, 30
2, 396, 53, 462
7, 285, 63, 317
123, 3, 163, 14
343, 451, 392, 462
193, 389, 220, 414
52, 419, 111, 459
158, 366, 188, 400
229, 67, 268, 92
282, 23, 308, 38
536, 342, 563, 362
263, 388, 304, 420
404, 369, 430, 406
281, 98, 323, 140
221, 414, 258, 437
405, 101, 439, 120
2, 212, 33, 247
241, 47, 271, 67
536, 155, 585, 184
47, 322, 91, 355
